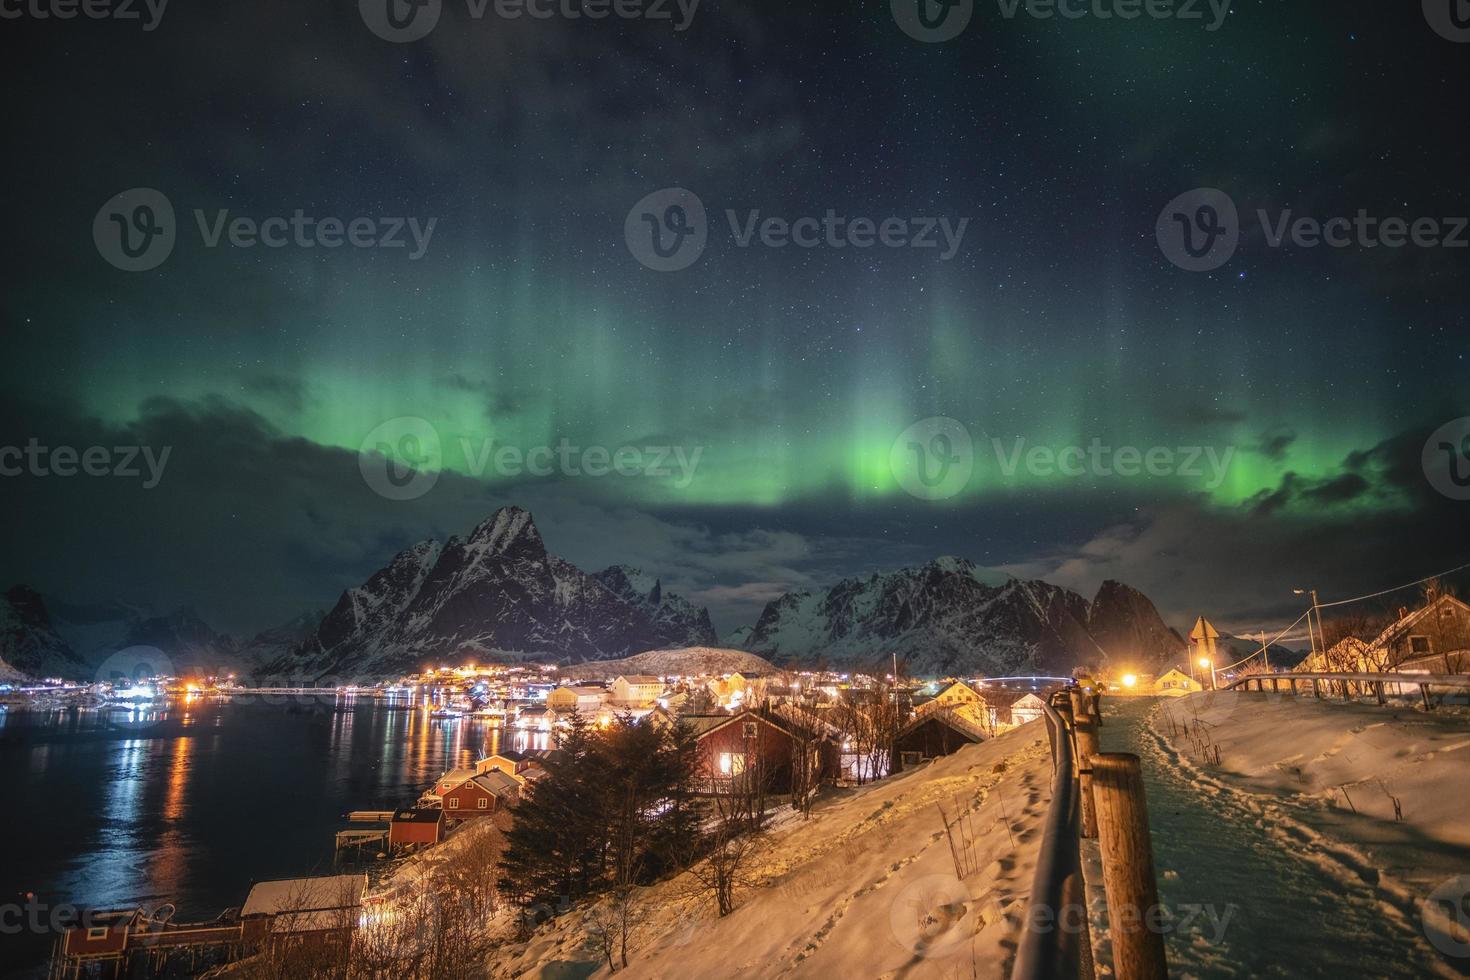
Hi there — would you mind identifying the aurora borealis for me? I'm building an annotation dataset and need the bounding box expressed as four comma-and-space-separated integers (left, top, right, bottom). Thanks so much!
2, 0, 1466, 639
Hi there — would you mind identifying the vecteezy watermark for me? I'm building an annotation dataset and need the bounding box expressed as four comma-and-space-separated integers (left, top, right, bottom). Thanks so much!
625, 188, 970, 272
359, 0, 699, 43
1423, 417, 1470, 501
358, 416, 704, 500
1423, 874, 1470, 958
1158, 187, 1468, 272
892, 0, 1229, 42
891, 417, 975, 501
0, 439, 171, 488
890, 417, 1236, 500
360, 417, 442, 502
1424, 0, 1470, 43
94, 188, 438, 272
889, 873, 973, 958
0, 0, 168, 30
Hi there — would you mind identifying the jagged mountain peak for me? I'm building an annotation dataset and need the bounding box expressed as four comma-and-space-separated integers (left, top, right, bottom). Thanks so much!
466, 505, 544, 556
741, 558, 1176, 677
287, 507, 717, 677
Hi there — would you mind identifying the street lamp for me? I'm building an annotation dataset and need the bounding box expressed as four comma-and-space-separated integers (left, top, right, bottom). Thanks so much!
1199, 657, 1215, 691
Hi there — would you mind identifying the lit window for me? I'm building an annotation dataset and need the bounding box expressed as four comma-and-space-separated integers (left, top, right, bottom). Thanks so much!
718, 752, 745, 776
87, 927, 109, 940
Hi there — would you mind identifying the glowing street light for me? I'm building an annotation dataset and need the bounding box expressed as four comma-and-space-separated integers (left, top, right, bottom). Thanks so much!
1198, 657, 1216, 691
1121, 673, 1138, 690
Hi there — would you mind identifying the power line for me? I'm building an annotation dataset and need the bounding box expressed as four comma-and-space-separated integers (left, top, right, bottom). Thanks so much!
1317, 558, 1470, 609
1213, 558, 1470, 674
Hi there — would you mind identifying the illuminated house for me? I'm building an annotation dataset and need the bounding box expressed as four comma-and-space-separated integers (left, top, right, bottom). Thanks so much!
610, 674, 665, 707
684, 709, 830, 796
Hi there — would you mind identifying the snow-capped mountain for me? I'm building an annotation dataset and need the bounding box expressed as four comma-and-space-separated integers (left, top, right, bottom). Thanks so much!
594, 566, 717, 649
0, 587, 317, 681
739, 557, 1184, 677
281, 507, 718, 678
0, 586, 86, 679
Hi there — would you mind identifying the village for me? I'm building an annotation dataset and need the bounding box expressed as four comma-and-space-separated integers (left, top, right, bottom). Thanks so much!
42, 590, 1470, 979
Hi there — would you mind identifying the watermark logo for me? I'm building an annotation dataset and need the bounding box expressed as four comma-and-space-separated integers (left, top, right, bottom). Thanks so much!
94, 190, 438, 271
1156, 188, 1238, 272
1159, 188, 1468, 272
1423, 417, 1470, 501
627, 188, 970, 271
892, 0, 1228, 41
360, 417, 442, 501
360, 0, 442, 43
361, 0, 699, 43
892, 0, 974, 43
625, 187, 708, 272
891, 417, 975, 501
0, 0, 169, 30
358, 418, 706, 499
1423, 874, 1470, 957
888, 873, 972, 958
1424, 0, 1470, 42
0, 439, 171, 488
94, 645, 175, 733
94, 188, 176, 272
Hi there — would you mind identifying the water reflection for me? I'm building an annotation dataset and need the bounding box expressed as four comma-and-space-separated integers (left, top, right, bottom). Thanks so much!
0, 699, 521, 937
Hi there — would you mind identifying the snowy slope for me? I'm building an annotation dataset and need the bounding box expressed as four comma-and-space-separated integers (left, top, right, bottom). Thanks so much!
488, 721, 1055, 979
567, 646, 778, 680
1150, 692, 1470, 975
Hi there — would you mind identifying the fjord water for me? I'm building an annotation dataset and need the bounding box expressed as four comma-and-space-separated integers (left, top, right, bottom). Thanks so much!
0, 699, 524, 977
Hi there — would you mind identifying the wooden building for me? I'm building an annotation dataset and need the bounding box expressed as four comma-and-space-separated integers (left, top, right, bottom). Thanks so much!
442, 770, 520, 817
389, 807, 446, 849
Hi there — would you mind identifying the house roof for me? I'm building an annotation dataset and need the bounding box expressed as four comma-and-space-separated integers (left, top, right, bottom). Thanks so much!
466, 771, 520, 796
392, 807, 445, 824
1369, 595, 1470, 651
242, 875, 367, 925
936, 679, 986, 702
435, 767, 478, 786
615, 675, 662, 685
900, 710, 986, 743
684, 709, 798, 741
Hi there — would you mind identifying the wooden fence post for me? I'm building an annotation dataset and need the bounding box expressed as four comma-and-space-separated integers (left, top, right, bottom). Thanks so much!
1091, 753, 1168, 980
1070, 690, 1100, 839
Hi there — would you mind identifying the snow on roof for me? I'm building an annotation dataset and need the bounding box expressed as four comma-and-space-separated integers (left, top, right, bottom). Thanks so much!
615, 675, 663, 685
242, 874, 366, 926
470, 770, 521, 796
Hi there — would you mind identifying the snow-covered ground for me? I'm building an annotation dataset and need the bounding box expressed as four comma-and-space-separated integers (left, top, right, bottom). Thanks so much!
1114, 692, 1470, 978
487, 721, 1056, 979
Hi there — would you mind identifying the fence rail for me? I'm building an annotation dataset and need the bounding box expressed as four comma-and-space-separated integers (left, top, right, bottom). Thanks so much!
1227, 671, 1470, 709
1012, 692, 1087, 980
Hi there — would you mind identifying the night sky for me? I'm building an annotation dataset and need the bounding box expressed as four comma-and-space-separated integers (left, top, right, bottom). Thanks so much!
2, 0, 1467, 640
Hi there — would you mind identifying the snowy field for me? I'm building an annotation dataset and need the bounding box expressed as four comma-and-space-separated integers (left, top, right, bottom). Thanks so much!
1124, 692, 1470, 978
488, 722, 1056, 979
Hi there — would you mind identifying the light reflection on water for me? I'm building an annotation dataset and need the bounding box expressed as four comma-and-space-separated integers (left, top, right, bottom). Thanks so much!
1, 698, 529, 977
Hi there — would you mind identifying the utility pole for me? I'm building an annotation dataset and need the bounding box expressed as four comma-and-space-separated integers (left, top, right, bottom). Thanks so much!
1260, 631, 1270, 673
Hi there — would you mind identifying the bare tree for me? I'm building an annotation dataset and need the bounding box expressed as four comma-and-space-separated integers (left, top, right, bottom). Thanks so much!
684, 787, 764, 917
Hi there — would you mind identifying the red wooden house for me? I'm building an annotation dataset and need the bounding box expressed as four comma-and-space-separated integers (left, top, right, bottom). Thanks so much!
441, 770, 520, 817
686, 709, 832, 796
389, 807, 446, 849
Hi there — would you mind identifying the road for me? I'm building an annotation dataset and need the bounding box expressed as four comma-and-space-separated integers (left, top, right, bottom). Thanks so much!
1099, 696, 1458, 979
